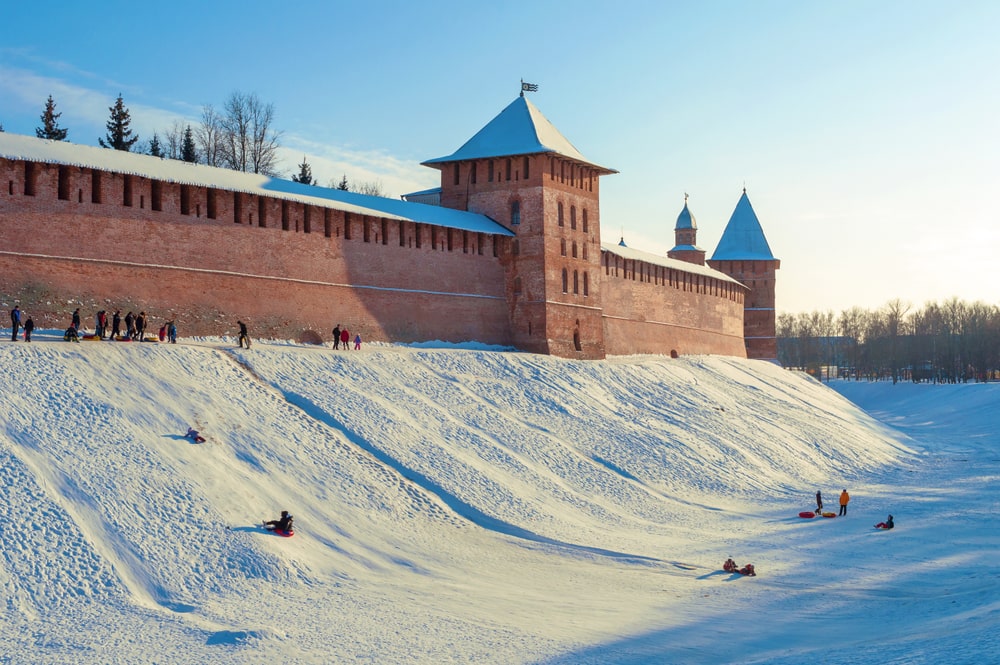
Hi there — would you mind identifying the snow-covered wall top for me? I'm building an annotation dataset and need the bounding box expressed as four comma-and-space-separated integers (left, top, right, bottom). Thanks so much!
602, 242, 745, 286
0, 132, 513, 236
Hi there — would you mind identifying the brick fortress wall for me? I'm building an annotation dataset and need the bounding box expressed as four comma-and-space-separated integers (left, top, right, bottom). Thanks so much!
600, 252, 747, 357
0, 157, 512, 345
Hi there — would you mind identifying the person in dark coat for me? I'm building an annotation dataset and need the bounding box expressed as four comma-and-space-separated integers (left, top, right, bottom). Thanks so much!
111, 310, 122, 340
332, 325, 341, 350
264, 510, 293, 533
124, 311, 135, 340
10, 305, 21, 341
876, 514, 894, 530
816, 490, 823, 513
23, 316, 34, 342
167, 321, 177, 344
237, 321, 251, 348
135, 311, 147, 341
72, 308, 81, 331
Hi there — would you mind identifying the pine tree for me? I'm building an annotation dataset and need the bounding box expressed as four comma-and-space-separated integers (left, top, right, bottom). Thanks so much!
336, 174, 349, 191
149, 132, 163, 157
292, 156, 315, 185
181, 125, 198, 163
35, 95, 69, 141
98, 94, 139, 151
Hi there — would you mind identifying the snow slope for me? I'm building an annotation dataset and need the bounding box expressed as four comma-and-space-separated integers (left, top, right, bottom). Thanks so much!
0, 334, 996, 664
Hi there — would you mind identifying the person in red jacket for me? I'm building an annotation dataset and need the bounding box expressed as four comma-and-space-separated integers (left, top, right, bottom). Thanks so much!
340, 327, 350, 350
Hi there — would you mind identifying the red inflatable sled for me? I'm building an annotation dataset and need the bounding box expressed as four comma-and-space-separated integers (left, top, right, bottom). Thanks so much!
799, 511, 816, 518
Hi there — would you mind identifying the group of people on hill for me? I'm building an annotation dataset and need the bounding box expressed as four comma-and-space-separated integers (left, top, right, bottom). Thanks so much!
9, 305, 34, 342
815, 489, 852, 516
62, 307, 157, 343
331, 324, 362, 351
817, 489, 894, 528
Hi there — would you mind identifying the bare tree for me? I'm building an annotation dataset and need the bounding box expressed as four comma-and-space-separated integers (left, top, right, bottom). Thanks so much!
196, 105, 225, 167
352, 180, 385, 197
161, 120, 185, 160
219, 91, 282, 175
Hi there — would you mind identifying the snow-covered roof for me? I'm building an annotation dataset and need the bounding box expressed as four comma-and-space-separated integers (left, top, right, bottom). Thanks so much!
710, 190, 776, 261
423, 96, 616, 174
602, 242, 746, 287
0, 133, 514, 236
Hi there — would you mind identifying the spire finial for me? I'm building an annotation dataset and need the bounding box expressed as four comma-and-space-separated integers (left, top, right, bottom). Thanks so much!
684, 192, 689, 204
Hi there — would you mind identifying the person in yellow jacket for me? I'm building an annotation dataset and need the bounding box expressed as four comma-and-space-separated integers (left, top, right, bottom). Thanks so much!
839, 489, 850, 516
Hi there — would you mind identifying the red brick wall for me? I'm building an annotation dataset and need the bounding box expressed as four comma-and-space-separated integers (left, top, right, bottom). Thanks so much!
601, 254, 747, 357
707, 258, 780, 359
1, 157, 511, 345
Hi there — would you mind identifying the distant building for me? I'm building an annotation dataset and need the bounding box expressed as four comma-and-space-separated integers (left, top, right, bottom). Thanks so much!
0, 92, 777, 359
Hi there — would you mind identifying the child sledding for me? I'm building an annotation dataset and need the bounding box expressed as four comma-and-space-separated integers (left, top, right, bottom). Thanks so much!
185, 427, 206, 443
875, 514, 894, 530
723, 558, 757, 576
264, 510, 294, 536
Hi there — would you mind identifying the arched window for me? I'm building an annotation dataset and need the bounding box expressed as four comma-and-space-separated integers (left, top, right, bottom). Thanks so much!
583, 272, 589, 296
562, 268, 568, 293
582, 209, 588, 233
570, 206, 577, 230
560, 239, 567, 256
582, 244, 588, 260
511, 200, 521, 225
558, 202, 564, 227
572, 241, 578, 258
573, 270, 579, 294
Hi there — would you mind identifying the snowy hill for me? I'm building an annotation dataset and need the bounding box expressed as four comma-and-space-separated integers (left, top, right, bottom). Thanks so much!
0, 335, 996, 664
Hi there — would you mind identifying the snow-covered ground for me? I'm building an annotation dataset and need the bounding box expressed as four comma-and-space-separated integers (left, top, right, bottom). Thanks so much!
0, 333, 996, 664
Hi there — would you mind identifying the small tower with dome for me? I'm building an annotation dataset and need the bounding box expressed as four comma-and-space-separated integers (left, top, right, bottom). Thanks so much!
667, 194, 706, 266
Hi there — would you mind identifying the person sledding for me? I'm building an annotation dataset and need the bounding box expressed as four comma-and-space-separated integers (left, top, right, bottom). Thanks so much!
738, 563, 757, 576
185, 427, 206, 443
264, 510, 294, 535
875, 514, 894, 530
723, 558, 738, 573
64, 325, 80, 342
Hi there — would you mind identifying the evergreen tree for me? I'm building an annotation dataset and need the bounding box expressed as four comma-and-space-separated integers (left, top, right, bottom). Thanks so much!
181, 125, 198, 163
336, 174, 349, 191
35, 95, 69, 141
98, 94, 139, 151
292, 156, 316, 185
149, 132, 164, 157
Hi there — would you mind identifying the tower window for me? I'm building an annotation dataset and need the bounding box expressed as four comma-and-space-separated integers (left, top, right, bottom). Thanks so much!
454, 163, 460, 186
558, 202, 564, 227
570, 206, 576, 230
582, 209, 589, 233
511, 200, 520, 225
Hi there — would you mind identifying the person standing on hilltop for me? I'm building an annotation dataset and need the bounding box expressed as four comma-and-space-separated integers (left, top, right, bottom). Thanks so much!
815, 490, 823, 513
839, 489, 850, 516
23, 316, 34, 342
135, 311, 147, 341
340, 326, 350, 350
332, 324, 341, 350
237, 320, 251, 349
71, 308, 81, 332
125, 311, 135, 340
111, 310, 122, 340
10, 305, 21, 341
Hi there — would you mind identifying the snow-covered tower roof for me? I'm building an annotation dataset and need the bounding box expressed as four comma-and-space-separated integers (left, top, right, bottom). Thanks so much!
710, 189, 776, 261
422, 95, 616, 174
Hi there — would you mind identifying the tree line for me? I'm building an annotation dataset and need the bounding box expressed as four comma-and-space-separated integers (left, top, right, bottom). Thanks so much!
21, 93, 382, 195
777, 298, 1000, 383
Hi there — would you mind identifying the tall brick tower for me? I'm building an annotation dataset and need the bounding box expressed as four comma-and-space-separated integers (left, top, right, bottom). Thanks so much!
423, 93, 616, 358
667, 195, 706, 266
708, 189, 780, 360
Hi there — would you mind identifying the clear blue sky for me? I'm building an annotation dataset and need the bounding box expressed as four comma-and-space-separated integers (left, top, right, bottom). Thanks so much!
2, 0, 997, 315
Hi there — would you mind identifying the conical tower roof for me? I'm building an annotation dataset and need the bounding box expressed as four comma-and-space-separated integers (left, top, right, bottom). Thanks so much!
423, 95, 616, 173
710, 190, 776, 261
